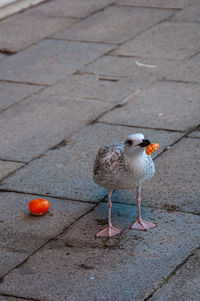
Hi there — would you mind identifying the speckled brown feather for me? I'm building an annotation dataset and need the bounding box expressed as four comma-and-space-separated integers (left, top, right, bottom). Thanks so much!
94, 143, 124, 176
93, 141, 155, 191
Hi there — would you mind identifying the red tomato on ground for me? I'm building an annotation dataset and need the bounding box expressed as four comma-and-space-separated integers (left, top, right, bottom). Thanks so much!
29, 198, 50, 216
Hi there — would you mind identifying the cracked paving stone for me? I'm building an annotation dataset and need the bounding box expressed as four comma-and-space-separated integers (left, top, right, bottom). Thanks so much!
0, 192, 92, 277
0, 161, 24, 181
0, 81, 42, 112
52, 6, 174, 44
0, 9, 78, 52
0, 40, 114, 85
81, 55, 182, 81
0, 123, 183, 202
28, 0, 115, 18
0, 203, 199, 301
165, 52, 200, 83
100, 81, 200, 131
0, 94, 114, 162
112, 22, 200, 59
111, 137, 200, 214
149, 249, 200, 301
117, 0, 195, 9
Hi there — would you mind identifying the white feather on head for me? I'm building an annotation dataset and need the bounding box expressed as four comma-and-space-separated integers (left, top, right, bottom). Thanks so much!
126, 133, 144, 141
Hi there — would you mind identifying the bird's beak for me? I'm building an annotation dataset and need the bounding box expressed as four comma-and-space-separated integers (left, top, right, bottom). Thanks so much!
138, 139, 151, 147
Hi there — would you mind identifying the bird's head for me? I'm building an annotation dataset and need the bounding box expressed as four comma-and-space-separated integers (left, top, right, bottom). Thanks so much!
124, 133, 151, 157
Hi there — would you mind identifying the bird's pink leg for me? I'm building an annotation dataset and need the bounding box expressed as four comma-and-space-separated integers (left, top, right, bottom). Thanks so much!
96, 190, 122, 238
131, 186, 157, 231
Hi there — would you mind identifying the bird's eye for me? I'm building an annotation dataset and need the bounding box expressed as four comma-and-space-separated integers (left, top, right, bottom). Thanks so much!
126, 139, 133, 145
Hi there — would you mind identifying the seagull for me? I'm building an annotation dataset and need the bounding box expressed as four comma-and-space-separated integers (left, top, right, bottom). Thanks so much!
93, 133, 157, 238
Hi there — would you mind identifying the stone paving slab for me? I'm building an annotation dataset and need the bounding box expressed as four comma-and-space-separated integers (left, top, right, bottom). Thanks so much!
81, 55, 182, 80
0, 81, 42, 112
111, 137, 200, 214
52, 6, 174, 44
40, 73, 141, 104
0, 95, 113, 162
164, 52, 200, 83
187, 128, 200, 138
0, 54, 4, 61
112, 22, 200, 59
100, 81, 200, 131
0, 123, 183, 202
0, 192, 92, 277
0, 161, 24, 181
0, 40, 114, 85
150, 249, 200, 301
0, 10, 78, 52
29, 0, 115, 18
117, 0, 195, 9
0, 202, 199, 301
171, 2, 200, 22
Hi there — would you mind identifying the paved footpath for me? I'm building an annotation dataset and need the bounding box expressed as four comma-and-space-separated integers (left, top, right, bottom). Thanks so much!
0, 0, 200, 300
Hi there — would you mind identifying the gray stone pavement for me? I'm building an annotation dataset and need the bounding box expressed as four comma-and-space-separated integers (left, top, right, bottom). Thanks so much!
0, 192, 92, 278
112, 22, 200, 59
0, 0, 199, 300
149, 249, 200, 301
0, 10, 78, 52
0, 54, 4, 61
165, 52, 200, 83
51, 6, 174, 44
0, 161, 24, 181
0, 81, 42, 112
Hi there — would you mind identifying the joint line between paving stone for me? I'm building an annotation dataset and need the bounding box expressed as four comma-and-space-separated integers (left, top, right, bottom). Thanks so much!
0, 0, 117, 27
0, 5, 177, 145
0, 167, 27, 185
103, 200, 200, 216
78, 0, 119, 20
0, 158, 26, 164
46, 5, 178, 60
109, 47, 200, 61
96, 121, 186, 133
0, 7, 81, 53
106, 53, 182, 61
42, 1, 118, 45
47, 37, 117, 45
106, 8, 178, 52
88, 75, 186, 127
144, 245, 200, 301
0, 200, 102, 282
154, 123, 200, 160
0, 292, 44, 301
116, 4, 181, 11
159, 78, 200, 85
0, 79, 47, 87
87, 89, 145, 126
0, 85, 46, 114
188, 49, 200, 60
186, 136, 200, 140
4, 81, 142, 161
0, 188, 100, 204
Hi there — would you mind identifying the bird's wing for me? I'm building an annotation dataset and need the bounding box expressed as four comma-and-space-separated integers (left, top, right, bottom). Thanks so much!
93, 143, 124, 175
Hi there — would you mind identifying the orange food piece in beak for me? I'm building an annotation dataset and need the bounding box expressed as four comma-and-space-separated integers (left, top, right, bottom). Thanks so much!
146, 143, 160, 155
